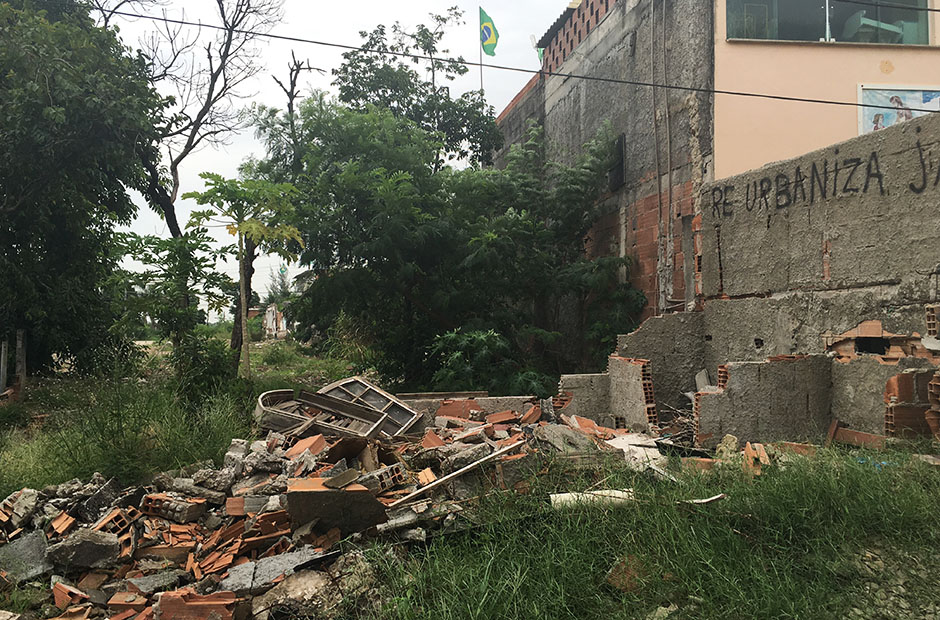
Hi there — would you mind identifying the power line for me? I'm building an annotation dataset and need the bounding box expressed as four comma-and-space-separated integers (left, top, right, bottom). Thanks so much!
833, 0, 940, 13
103, 8, 940, 115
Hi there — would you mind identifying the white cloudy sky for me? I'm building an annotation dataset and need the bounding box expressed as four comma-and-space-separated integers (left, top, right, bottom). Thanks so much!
111, 0, 562, 307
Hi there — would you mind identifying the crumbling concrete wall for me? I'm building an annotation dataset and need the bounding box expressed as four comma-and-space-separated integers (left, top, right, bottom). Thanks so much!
496, 0, 715, 314
616, 311, 705, 416
696, 356, 832, 447
557, 373, 610, 422
830, 358, 937, 435
701, 114, 940, 301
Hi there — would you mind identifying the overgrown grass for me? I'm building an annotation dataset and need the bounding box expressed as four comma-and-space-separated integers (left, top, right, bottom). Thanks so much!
368, 448, 940, 620
0, 380, 251, 497
252, 340, 354, 389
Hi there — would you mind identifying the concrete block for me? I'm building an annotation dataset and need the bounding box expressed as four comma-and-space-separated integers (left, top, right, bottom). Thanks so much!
47, 529, 121, 570
0, 530, 52, 584
285, 480, 387, 535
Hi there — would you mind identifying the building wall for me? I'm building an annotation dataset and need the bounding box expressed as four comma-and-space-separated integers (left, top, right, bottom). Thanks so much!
497, 0, 715, 318
714, 0, 940, 179
619, 113, 940, 437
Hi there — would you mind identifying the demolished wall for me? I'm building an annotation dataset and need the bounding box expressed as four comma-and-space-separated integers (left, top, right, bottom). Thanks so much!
618, 113, 940, 442
695, 356, 832, 447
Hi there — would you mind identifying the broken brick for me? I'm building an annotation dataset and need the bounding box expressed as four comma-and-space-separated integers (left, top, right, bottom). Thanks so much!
53, 583, 89, 610
420, 430, 446, 449
284, 435, 327, 460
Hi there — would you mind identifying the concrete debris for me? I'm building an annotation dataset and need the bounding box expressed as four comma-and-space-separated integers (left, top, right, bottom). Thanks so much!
1, 375, 849, 618
0, 530, 52, 584
46, 529, 121, 569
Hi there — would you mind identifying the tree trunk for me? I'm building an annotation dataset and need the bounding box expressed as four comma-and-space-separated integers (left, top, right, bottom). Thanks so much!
15, 329, 26, 393
238, 234, 251, 379
0, 338, 8, 393
230, 237, 257, 371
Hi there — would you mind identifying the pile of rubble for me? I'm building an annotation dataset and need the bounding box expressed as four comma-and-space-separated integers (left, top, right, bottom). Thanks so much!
0, 377, 661, 620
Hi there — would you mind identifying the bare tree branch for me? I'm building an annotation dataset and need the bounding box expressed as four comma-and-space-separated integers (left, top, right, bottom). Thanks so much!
134, 0, 284, 235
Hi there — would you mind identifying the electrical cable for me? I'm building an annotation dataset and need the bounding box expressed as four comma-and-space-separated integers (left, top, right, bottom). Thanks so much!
100, 7, 940, 115
833, 0, 940, 14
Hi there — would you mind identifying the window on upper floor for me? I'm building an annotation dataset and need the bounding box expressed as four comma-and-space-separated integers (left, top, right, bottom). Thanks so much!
727, 0, 930, 45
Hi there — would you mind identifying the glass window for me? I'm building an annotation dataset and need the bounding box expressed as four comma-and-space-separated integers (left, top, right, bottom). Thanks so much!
727, 0, 930, 45
832, 0, 929, 45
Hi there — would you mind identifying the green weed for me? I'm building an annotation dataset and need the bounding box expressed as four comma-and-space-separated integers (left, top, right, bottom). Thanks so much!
368, 449, 940, 620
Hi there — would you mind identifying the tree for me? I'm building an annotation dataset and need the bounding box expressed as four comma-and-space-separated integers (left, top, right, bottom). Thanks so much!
333, 8, 503, 166
185, 174, 299, 378
257, 96, 644, 395
265, 269, 293, 308
137, 0, 284, 238
0, 0, 167, 372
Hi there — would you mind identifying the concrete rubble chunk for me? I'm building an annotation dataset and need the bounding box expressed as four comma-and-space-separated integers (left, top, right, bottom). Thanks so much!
47, 529, 121, 570
250, 571, 336, 620
127, 569, 187, 595
243, 451, 286, 475
533, 424, 598, 453
3, 488, 39, 528
73, 478, 121, 523
441, 444, 491, 474
169, 479, 225, 505
286, 479, 388, 535
0, 529, 52, 584
0, 611, 23, 620
191, 468, 236, 493
218, 547, 327, 595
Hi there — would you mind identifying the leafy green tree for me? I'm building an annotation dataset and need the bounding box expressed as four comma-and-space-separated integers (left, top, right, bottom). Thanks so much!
185, 174, 299, 378
332, 8, 503, 166
259, 96, 644, 394
265, 269, 294, 308
0, 0, 167, 372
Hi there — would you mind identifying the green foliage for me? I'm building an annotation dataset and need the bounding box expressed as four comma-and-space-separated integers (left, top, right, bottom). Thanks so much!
0, 380, 251, 497
430, 329, 555, 398
118, 230, 228, 338
262, 100, 643, 393
169, 332, 237, 405
370, 449, 940, 619
0, 1, 167, 371
332, 8, 502, 166
260, 341, 300, 366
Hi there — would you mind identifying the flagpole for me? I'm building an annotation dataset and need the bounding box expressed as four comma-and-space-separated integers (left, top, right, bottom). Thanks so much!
479, 39, 484, 91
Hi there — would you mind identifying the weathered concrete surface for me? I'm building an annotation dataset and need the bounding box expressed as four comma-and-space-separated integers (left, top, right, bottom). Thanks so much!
46, 529, 120, 570
608, 357, 650, 432
702, 113, 940, 300
617, 311, 706, 415
558, 373, 610, 423
0, 530, 51, 584
285, 479, 387, 535
697, 356, 832, 447
830, 357, 936, 434
219, 547, 326, 595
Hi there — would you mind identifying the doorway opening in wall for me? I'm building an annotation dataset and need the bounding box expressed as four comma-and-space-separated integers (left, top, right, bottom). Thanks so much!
855, 337, 890, 355
726, 0, 929, 45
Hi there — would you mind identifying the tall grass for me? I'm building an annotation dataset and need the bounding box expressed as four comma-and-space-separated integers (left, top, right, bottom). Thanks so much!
0, 381, 251, 497
369, 450, 940, 620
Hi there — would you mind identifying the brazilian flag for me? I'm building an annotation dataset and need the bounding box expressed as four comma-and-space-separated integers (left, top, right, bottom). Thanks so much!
480, 8, 499, 56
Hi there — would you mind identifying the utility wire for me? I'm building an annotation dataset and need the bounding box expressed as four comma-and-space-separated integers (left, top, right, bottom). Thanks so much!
833, 0, 940, 13
102, 8, 940, 115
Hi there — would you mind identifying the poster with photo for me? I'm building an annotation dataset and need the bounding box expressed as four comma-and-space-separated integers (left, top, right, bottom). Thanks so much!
859, 86, 940, 135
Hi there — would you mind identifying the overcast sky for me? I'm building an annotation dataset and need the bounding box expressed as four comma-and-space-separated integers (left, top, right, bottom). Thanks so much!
112, 1, 562, 309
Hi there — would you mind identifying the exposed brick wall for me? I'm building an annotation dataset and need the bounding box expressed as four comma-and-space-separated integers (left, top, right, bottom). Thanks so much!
603, 181, 693, 320
543, 0, 617, 74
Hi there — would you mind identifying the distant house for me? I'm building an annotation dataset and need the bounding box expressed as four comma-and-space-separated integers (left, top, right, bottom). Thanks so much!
498, 0, 940, 318
263, 304, 288, 340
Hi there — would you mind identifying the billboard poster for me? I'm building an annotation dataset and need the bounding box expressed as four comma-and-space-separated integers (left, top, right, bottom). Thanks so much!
858, 86, 940, 135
